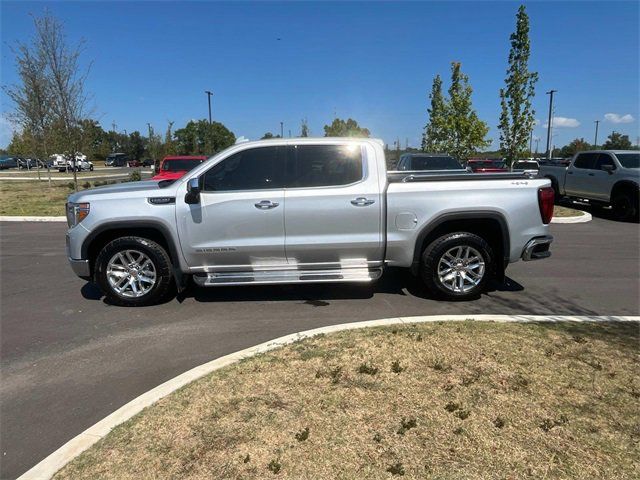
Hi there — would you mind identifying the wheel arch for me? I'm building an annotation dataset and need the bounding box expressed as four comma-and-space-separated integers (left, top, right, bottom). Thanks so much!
610, 180, 639, 202
82, 221, 183, 279
411, 211, 510, 278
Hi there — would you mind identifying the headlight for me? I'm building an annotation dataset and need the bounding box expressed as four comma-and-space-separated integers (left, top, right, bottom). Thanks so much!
66, 202, 90, 228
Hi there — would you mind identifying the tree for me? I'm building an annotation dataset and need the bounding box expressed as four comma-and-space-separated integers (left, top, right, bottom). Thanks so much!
261, 132, 278, 139
34, 13, 92, 190
558, 138, 591, 158
163, 121, 176, 156
300, 118, 309, 137
444, 62, 490, 161
602, 132, 632, 150
173, 119, 235, 155
323, 118, 370, 137
421, 74, 448, 152
498, 5, 538, 164
4, 14, 54, 183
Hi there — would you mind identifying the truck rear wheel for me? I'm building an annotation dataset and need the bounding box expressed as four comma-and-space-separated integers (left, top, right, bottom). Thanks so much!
420, 232, 493, 300
95, 236, 174, 306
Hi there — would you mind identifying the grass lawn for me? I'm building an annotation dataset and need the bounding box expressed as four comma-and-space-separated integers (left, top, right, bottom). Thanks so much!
554, 205, 585, 218
0, 181, 73, 216
55, 321, 639, 480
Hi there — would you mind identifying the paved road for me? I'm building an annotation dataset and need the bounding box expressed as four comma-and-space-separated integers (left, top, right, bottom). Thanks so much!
1, 217, 638, 479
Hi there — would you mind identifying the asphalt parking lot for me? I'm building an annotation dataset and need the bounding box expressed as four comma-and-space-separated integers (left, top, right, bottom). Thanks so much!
1, 217, 639, 479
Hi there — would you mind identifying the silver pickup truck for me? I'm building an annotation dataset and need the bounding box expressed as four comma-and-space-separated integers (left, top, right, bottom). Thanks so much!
66, 138, 554, 306
538, 150, 639, 221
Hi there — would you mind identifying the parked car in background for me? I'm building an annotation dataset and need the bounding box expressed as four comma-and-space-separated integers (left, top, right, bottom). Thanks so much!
511, 160, 539, 175
538, 150, 639, 220
105, 153, 129, 167
467, 159, 508, 173
152, 155, 207, 180
127, 158, 154, 168
51, 153, 93, 172
0, 156, 18, 169
18, 157, 43, 169
66, 138, 554, 306
396, 153, 465, 171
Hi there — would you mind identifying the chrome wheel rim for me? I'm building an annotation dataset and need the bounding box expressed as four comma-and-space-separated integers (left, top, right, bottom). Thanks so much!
106, 249, 156, 298
437, 246, 485, 293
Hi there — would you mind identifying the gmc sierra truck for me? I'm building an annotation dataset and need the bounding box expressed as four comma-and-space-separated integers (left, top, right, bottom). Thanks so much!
66, 138, 554, 306
538, 150, 639, 221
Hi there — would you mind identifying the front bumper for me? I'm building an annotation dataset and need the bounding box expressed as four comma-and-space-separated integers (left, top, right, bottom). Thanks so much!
521, 235, 554, 261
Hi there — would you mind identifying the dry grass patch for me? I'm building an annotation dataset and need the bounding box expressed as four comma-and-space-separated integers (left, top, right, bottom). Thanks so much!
55, 321, 639, 480
0, 181, 72, 216
554, 205, 586, 218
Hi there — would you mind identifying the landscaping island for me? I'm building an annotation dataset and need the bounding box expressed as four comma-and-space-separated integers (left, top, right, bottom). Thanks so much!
55, 321, 638, 479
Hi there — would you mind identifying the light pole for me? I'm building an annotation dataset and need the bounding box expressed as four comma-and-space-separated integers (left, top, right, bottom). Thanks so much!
594, 120, 600, 148
280, 122, 284, 138
205, 91, 213, 124
545, 90, 557, 159
535, 138, 540, 154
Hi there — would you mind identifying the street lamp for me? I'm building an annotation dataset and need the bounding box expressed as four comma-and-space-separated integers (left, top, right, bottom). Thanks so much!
205, 91, 213, 124
594, 120, 600, 148
280, 122, 284, 138
545, 90, 557, 159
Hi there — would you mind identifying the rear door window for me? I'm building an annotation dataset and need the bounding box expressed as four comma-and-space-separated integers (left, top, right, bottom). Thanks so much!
573, 153, 598, 169
594, 153, 615, 170
287, 144, 363, 188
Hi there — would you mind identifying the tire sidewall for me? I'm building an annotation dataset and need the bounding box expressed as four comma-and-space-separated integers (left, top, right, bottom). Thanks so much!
95, 237, 172, 306
421, 233, 493, 300
612, 192, 638, 222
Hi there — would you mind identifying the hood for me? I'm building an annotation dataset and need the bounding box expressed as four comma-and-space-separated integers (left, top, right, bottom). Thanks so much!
67, 180, 173, 202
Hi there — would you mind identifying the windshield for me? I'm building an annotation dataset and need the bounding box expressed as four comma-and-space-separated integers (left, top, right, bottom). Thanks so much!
410, 156, 463, 170
616, 153, 639, 169
513, 161, 538, 169
161, 159, 202, 172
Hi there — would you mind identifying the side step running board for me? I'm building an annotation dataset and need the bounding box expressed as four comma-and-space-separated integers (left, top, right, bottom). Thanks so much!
193, 268, 383, 287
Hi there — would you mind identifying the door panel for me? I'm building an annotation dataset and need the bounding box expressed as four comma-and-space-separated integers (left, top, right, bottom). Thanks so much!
177, 190, 285, 269
175, 145, 287, 271
284, 143, 383, 268
565, 153, 598, 197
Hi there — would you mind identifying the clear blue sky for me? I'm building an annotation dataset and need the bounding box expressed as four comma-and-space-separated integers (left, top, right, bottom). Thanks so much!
1, 1, 639, 151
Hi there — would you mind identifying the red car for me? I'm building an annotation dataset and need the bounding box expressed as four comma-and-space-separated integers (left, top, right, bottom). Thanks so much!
152, 155, 207, 180
467, 159, 508, 173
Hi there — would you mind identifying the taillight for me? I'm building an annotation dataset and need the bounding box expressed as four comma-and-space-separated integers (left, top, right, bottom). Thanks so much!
538, 187, 555, 224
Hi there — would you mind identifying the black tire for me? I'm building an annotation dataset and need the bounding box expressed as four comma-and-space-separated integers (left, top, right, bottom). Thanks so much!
95, 236, 174, 306
420, 232, 494, 300
89, 165, 94, 171
612, 191, 639, 222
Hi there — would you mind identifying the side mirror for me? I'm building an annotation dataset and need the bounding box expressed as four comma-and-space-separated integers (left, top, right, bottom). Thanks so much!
185, 177, 201, 204
601, 164, 615, 174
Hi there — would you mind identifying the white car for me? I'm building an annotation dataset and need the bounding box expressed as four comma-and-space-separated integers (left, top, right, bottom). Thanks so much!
51, 153, 93, 172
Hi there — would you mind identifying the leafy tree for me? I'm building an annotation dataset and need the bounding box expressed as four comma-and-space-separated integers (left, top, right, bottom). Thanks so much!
498, 5, 538, 164
445, 62, 490, 161
300, 118, 309, 137
163, 121, 176, 156
127, 131, 146, 160
261, 132, 279, 139
558, 138, 591, 158
323, 118, 370, 137
174, 119, 235, 155
421, 74, 448, 152
602, 131, 632, 150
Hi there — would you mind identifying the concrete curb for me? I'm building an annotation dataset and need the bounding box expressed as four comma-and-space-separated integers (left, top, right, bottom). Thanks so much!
18, 314, 639, 480
0, 216, 66, 222
551, 211, 592, 223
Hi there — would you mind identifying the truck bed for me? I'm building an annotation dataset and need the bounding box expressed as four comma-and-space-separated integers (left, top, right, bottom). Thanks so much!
387, 170, 535, 183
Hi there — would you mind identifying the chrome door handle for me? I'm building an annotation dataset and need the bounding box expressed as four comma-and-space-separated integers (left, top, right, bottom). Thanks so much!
254, 200, 279, 209
351, 197, 375, 206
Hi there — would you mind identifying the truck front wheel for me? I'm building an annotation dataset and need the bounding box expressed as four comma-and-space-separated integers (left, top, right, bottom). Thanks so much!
420, 232, 494, 300
611, 191, 639, 222
95, 236, 174, 306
